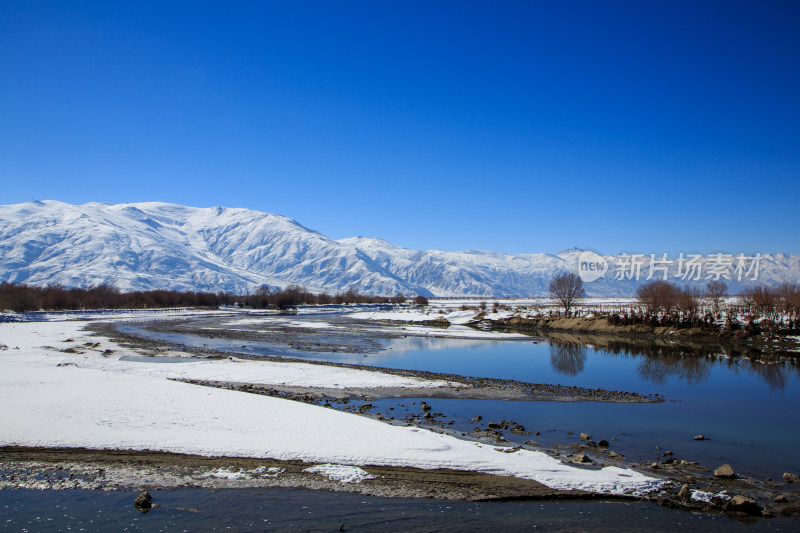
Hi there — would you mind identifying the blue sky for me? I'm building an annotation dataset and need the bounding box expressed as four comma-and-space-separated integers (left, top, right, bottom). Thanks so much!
2, 1, 799, 255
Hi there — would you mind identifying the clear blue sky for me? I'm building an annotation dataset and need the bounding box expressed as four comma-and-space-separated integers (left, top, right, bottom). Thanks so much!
2, 1, 798, 255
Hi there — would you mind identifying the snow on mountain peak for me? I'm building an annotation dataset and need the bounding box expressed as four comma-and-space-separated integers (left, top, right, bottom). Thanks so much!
1, 201, 798, 297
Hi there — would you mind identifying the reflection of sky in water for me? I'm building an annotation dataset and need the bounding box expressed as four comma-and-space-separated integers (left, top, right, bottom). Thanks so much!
123, 316, 800, 479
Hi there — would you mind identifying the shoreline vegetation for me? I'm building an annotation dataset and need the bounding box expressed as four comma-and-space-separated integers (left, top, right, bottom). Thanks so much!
1, 280, 798, 343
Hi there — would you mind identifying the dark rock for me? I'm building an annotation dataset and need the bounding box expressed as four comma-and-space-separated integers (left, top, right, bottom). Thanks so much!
487, 422, 500, 430
693, 435, 707, 441
134, 491, 153, 511
714, 464, 735, 479
574, 453, 592, 463
471, 415, 482, 422
677, 484, 690, 499
774, 495, 788, 503
783, 472, 799, 483
580, 432, 591, 440
420, 402, 431, 412
726, 495, 761, 515
586, 440, 597, 447
598, 439, 609, 447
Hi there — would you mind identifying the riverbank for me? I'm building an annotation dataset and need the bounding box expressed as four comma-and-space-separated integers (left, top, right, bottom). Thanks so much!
2, 312, 800, 520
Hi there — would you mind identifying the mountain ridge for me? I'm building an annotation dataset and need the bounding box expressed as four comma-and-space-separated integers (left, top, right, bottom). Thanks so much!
1, 200, 798, 297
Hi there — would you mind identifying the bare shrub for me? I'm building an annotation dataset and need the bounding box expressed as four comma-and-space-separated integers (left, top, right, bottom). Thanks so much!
740, 285, 778, 319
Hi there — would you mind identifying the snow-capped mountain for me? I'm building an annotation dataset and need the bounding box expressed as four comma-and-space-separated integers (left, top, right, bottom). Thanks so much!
0, 201, 420, 296
1, 201, 798, 297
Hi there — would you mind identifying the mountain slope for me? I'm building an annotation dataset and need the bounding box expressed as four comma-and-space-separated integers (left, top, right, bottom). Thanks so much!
0, 201, 421, 295
1, 201, 798, 297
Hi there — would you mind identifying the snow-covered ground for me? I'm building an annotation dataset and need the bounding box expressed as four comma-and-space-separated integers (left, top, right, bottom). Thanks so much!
0, 316, 664, 496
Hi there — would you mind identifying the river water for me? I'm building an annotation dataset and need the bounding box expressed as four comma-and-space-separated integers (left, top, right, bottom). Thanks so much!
4, 313, 799, 531
120, 314, 800, 481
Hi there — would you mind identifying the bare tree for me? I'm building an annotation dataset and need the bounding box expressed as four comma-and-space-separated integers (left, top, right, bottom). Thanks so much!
740, 285, 778, 319
390, 293, 407, 304
549, 272, 586, 315
776, 282, 800, 316
678, 286, 703, 319
705, 280, 727, 314
636, 280, 681, 315
414, 295, 429, 306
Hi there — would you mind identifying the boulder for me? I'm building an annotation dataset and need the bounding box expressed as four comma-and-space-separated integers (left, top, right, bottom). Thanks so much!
597, 439, 609, 447
783, 472, 799, 483
677, 484, 690, 499
714, 464, 735, 479
579, 432, 591, 440
726, 495, 761, 516
133, 491, 153, 510
693, 435, 707, 441
574, 453, 592, 463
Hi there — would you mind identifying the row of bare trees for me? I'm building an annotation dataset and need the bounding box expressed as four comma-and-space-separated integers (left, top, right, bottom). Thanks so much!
241, 285, 425, 309
737, 282, 800, 321
0, 282, 236, 313
0, 282, 427, 313
548, 272, 799, 330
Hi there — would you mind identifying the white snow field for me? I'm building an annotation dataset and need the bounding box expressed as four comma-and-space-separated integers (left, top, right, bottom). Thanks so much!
0, 318, 664, 496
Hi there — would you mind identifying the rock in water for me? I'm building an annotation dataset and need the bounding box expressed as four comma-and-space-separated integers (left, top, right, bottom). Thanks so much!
574, 453, 592, 463
713, 464, 735, 479
693, 435, 707, 440
579, 433, 591, 440
783, 472, 799, 483
134, 491, 153, 511
726, 495, 761, 515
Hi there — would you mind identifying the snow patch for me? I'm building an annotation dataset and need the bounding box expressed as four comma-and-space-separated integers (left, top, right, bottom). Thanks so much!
303, 464, 377, 484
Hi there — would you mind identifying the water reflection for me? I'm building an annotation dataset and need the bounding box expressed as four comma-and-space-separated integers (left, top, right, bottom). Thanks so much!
635, 353, 710, 386
549, 342, 587, 376
546, 334, 800, 392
